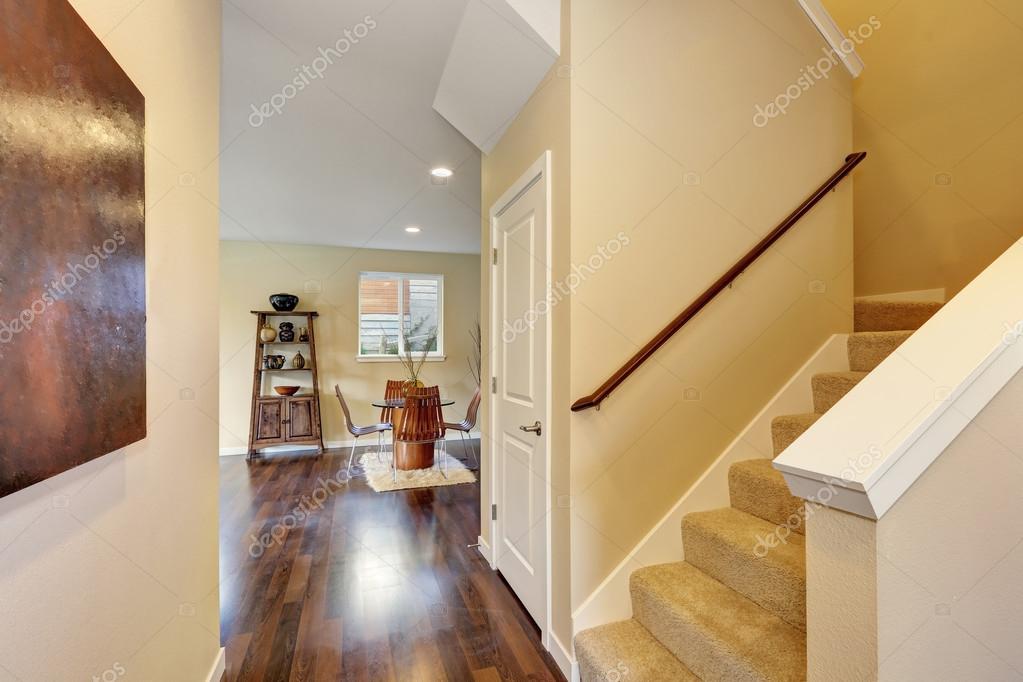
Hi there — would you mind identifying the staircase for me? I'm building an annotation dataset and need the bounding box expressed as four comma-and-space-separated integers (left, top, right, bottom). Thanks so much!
574, 299, 943, 681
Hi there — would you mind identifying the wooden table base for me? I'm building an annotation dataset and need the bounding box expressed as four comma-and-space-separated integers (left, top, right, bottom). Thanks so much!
390, 406, 436, 470
394, 441, 436, 470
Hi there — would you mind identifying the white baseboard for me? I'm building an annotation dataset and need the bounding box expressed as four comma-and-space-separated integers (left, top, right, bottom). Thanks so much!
205, 647, 226, 682
571, 334, 849, 635
550, 631, 577, 681
219, 432, 481, 457
857, 287, 946, 303
475, 534, 495, 567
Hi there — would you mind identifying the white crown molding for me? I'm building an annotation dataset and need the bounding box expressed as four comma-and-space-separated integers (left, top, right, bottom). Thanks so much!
797, 0, 866, 78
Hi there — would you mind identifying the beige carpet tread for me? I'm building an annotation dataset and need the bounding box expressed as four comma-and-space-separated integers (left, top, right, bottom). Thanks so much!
771, 413, 821, 456
847, 331, 913, 372
631, 562, 806, 681
811, 371, 867, 414
576, 619, 700, 682
854, 299, 941, 332
683, 508, 806, 631
729, 459, 805, 535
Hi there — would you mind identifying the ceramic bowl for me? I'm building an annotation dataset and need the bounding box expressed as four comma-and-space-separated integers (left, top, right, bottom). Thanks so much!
274, 386, 300, 396
269, 293, 299, 312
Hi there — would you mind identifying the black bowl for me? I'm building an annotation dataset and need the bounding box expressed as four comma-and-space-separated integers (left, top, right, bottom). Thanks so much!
269, 293, 299, 312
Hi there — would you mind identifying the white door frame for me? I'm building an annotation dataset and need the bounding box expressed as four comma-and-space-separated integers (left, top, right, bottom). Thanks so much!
488, 150, 554, 649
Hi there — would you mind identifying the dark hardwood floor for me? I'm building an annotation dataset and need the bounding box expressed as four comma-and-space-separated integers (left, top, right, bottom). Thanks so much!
219, 441, 565, 681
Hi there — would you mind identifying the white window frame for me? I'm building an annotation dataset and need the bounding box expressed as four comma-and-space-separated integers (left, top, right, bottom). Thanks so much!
356, 271, 446, 363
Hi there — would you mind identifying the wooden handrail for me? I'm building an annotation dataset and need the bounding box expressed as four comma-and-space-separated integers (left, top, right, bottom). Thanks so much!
572, 152, 867, 412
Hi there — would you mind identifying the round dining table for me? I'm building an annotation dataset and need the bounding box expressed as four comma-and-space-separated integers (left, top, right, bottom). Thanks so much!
372, 397, 456, 470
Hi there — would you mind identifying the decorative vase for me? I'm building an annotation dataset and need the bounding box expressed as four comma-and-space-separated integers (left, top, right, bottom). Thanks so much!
292, 350, 306, 369
298, 327, 309, 342
269, 293, 299, 312
402, 378, 425, 396
278, 322, 295, 342
260, 323, 277, 343
263, 355, 285, 370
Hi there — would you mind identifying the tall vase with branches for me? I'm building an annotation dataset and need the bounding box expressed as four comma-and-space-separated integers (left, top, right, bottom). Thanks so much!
398, 322, 437, 394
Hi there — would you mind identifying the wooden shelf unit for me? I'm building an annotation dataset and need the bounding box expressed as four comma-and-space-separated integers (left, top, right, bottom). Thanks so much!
247, 310, 324, 459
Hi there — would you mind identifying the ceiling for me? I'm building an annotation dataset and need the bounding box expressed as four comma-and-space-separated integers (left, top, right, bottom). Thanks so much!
220, 0, 482, 254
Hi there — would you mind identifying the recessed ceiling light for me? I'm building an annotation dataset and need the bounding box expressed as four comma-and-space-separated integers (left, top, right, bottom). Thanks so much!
405, 226, 422, 234
430, 167, 453, 179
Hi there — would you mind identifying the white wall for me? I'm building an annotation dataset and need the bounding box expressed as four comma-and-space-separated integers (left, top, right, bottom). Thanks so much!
875, 367, 1023, 680
0, 1, 222, 679
806, 368, 1023, 681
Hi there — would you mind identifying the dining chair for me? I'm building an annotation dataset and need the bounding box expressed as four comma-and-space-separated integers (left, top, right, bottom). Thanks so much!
335, 385, 390, 479
380, 379, 404, 424
443, 386, 481, 469
393, 390, 447, 481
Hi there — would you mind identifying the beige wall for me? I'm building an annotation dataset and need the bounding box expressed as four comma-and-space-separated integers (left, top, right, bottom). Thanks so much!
0, 0, 221, 679
480, 0, 574, 647
568, 0, 854, 610
806, 368, 1023, 681
482, 0, 857, 648
824, 0, 1023, 297
219, 241, 481, 451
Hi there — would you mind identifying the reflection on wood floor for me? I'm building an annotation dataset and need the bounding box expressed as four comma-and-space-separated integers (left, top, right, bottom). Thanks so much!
219, 441, 564, 681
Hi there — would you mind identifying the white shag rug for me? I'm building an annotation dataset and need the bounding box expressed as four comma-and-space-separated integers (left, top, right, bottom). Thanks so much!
357, 451, 476, 492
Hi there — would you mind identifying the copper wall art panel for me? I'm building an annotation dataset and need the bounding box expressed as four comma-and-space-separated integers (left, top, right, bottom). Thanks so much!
0, 0, 146, 498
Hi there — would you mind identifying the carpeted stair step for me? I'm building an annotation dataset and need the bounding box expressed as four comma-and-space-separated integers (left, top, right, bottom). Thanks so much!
811, 371, 867, 413
576, 619, 699, 682
683, 508, 806, 630
847, 330, 913, 372
632, 562, 806, 681
729, 459, 805, 535
854, 299, 941, 332
771, 413, 821, 456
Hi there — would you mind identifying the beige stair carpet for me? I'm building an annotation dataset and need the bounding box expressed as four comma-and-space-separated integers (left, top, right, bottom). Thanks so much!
811, 371, 867, 413
847, 331, 912, 372
854, 299, 941, 332
770, 413, 821, 456
728, 459, 806, 535
575, 299, 939, 681
683, 508, 806, 630
576, 619, 699, 682
631, 563, 806, 682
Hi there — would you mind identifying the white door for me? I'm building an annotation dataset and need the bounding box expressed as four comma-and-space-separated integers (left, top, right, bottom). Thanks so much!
491, 152, 550, 636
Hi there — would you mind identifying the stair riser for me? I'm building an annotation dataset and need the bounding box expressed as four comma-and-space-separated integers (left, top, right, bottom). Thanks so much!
771, 415, 820, 456
728, 464, 805, 535
630, 564, 806, 681
812, 374, 864, 413
631, 585, 765, 682
575, 619, 700, 682
854, 300, 941, 332
683, 520, 806, 631
847, 332, 912, 372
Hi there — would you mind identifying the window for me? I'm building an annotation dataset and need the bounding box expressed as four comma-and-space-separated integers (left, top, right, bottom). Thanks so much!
358, 272, 444, 360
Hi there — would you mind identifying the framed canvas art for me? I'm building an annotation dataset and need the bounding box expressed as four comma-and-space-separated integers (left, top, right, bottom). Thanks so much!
0, 0, 146, 498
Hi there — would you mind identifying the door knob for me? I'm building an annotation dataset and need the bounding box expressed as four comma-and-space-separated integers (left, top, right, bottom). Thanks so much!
519, 421, 542, 436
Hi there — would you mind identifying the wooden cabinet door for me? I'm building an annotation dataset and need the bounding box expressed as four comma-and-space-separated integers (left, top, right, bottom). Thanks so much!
285, 397, 318, 441
254, 398, 284, 443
